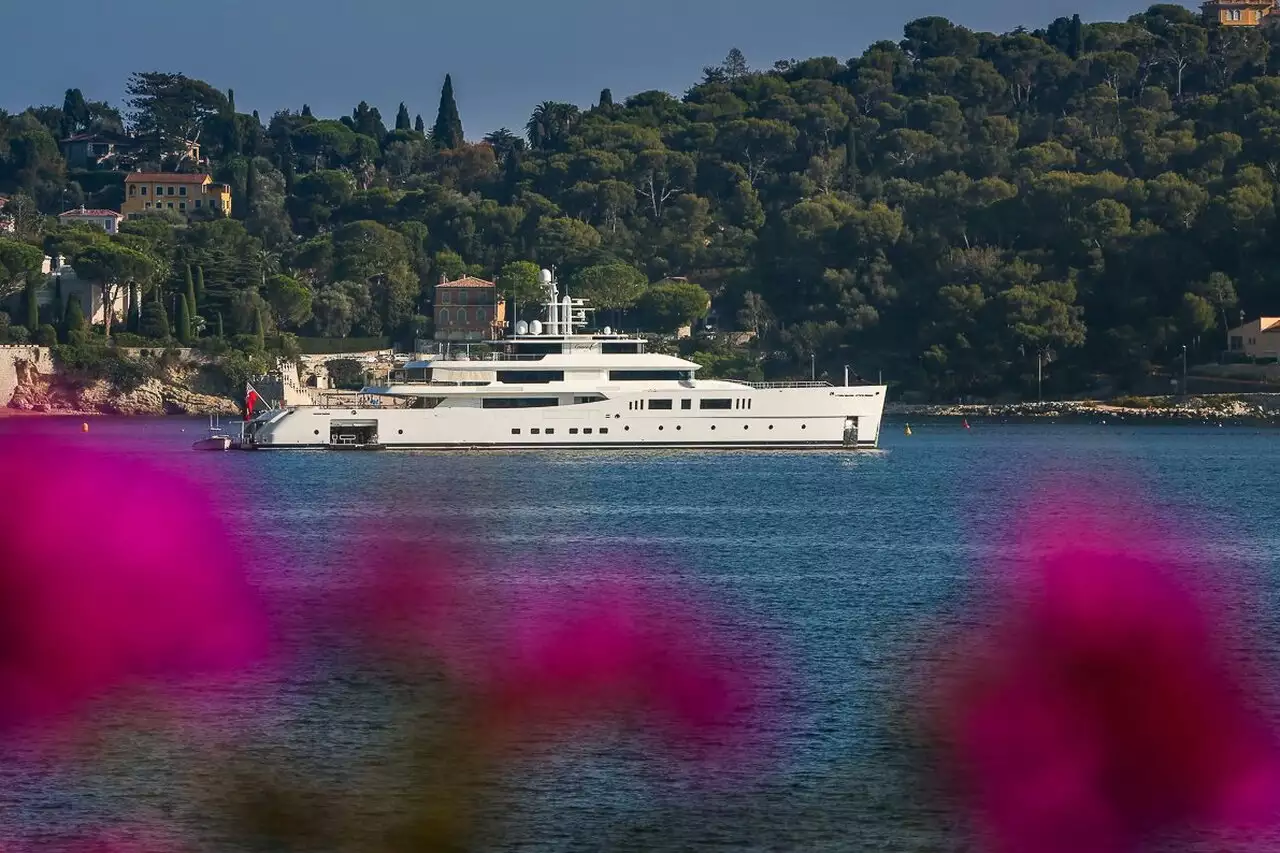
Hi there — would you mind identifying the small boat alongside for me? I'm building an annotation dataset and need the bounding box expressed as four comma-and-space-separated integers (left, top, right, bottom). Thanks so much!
192, 416, 233, 451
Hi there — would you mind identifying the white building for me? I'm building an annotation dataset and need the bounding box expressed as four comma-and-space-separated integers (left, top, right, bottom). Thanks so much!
34, 257, 127, 326
58, 207, 123, 235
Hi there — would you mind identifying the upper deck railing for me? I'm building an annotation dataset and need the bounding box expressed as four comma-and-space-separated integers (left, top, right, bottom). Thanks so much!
728, 380, 834, 389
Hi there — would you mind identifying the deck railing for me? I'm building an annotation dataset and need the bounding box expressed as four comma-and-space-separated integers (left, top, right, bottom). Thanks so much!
729, 380, 834, 389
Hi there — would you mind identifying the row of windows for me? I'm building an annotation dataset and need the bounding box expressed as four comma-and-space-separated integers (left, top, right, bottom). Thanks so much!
481, 397, 558, 409
627, 398, 738, 410
436, 308, 488, 324
509, 424, 806, 436
140, 199, 226, 210
514, 427, 611, 436
438, 289, 492, 305
496, 369, 560, 384
129, 185, 195, 197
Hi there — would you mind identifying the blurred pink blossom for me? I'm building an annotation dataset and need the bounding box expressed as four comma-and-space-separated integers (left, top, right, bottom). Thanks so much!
343, 539, 775, 754
936, 485, 1280, 853
0, 431, 269, 734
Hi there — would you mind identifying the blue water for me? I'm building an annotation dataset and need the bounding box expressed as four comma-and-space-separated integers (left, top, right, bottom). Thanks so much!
3, 417, 1280, 851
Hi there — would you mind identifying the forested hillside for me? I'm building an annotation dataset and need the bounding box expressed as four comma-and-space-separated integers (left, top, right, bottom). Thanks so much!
3, 4, 1280, 398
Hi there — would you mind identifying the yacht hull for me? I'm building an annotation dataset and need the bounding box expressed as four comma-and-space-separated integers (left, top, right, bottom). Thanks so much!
244, 386, 887, 451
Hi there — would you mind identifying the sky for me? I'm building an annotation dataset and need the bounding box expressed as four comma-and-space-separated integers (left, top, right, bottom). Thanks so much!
1, 0, 1189, 140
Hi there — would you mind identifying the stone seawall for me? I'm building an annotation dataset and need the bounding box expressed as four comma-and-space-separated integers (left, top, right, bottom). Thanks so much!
0, 345, 54, 407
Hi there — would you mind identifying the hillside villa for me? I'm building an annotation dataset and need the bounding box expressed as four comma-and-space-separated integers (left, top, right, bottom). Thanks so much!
121, 172, 231, 218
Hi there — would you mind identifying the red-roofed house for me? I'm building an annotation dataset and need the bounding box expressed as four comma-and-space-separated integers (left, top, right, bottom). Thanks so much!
434, 276, 507, 341
59, 206, 124, 234
121, 172, 231, 218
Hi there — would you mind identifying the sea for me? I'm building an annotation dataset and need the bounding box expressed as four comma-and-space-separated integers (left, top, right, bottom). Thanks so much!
2, 416, 1280, 852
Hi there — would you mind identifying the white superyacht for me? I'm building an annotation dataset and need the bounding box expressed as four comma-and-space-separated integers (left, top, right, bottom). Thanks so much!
244, 269, 886, 450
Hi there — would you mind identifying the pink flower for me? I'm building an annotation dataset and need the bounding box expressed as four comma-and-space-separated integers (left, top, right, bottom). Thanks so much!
340, 540, 777, 756
934, 485, 1280, 853
0, 431, 268, 734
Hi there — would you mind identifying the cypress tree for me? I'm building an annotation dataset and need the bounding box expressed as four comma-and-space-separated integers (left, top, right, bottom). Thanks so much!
414, 114, 425, 134
194, 266, 206, 304
301, 103, 313, 117
184, 267, 198, 338
252, 307, 265, 349
216, 311, 224, 339
184, 265, 195, 306
598, 88, 613, 109
244, 156, 257, 217
63, 293, 85, 338
432, 74, 464, 150
844, 122, 859, 189
177, 292, 192, 344
127, 284, 141, 333
396, 102, 412, 130
24, 282, 38, 331
1069, 13, 1084, 60
140, 291, 170, 339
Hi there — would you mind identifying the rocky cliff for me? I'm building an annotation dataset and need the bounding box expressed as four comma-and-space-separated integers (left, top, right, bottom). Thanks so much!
3, 347, 238, 416
888, 395, 1280, 424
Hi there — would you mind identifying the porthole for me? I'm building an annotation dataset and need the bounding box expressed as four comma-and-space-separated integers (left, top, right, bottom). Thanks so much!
624, 425, 630, 431
744, 424, 749, 430
711, 425, 716, 430
676, 425, 682, 430
768, 425, 773, 430
801, 424, 806, 430
398, 429, 404, 435
658, 425, 664, 431
314, 429, 319, 435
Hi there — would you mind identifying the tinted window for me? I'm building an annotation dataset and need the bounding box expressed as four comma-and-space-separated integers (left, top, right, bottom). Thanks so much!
482, 398, 559, 409
648, 399, 673, 410
608, 370, 692, 381
602, 342, 642, 354
497, 370, 564, 384
700, 398, 732, 410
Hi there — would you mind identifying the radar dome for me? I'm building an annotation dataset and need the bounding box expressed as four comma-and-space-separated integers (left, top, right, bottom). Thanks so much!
539, 269, 553, 284
603, 326, 613, 335
515, 320, 529, 335
529, 319, 543, 335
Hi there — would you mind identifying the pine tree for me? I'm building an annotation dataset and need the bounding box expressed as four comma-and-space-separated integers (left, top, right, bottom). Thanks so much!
24, 283, 38, 332
432, 74, 464, 150
63, 293, 85, 338
598, 88, 613, 109
396, 102, 412, 130
414, 114, 425, 134
194, 266, 206, 304
177, 292, 192, 344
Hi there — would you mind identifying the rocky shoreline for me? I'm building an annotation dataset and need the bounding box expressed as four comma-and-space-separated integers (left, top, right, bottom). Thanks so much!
888, 394, 1280, 424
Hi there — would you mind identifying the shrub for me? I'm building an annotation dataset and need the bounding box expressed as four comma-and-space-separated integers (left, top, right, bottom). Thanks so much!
35, 324, 58, 347
6, 325, 31, 345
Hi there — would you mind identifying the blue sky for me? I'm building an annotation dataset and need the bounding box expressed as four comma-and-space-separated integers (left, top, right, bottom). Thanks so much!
1, 0, 1186, 139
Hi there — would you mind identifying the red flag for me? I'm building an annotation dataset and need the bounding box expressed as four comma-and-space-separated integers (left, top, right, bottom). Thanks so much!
244, 384, 261, 421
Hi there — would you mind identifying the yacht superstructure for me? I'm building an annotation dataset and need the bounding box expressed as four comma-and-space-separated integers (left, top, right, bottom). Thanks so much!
244, 269, 886, 450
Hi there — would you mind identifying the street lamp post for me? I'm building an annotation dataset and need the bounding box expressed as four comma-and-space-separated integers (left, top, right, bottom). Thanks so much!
1037, 349, 1043, 404
1182, 344, 1188, 396
810, 352, 815, 382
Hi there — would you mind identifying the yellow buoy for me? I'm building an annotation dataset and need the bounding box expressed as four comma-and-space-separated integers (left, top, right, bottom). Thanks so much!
82, 422, 89, 433
904, 423, 912, 436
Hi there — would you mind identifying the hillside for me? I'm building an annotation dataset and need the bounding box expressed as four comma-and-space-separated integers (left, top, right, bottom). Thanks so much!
3, 5, 1280, 399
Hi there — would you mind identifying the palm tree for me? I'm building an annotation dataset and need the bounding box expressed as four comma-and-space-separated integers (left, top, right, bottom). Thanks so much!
483, 127, 526, 164
526, 102, 580, 150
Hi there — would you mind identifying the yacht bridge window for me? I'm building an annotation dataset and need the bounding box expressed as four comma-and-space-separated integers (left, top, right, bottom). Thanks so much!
608, 370, 693, 381
602, 342, 643, 354
510, 342, 562, 355
481, 397, 559, 409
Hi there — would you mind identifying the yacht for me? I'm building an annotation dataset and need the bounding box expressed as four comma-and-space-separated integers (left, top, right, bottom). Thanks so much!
243, 269, 886, 450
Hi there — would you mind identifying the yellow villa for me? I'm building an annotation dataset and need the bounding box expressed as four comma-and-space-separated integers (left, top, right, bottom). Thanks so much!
1201, 0, 1278, 25
121, 172, 232, 218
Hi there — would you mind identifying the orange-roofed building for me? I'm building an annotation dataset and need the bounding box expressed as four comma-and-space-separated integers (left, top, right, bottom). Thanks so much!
121, 172, 232, 218
1202, 0, 1277, 25
434, 276, 507, 342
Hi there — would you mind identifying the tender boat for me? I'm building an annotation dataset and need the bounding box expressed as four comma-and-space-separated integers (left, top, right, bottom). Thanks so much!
192, 415, 233, 451
243, 269, 887, 451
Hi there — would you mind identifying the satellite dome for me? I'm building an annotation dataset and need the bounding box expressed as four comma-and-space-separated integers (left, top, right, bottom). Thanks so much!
539, 269, 553, 284
515, 320, 529, 335
529, 319, 543, 335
